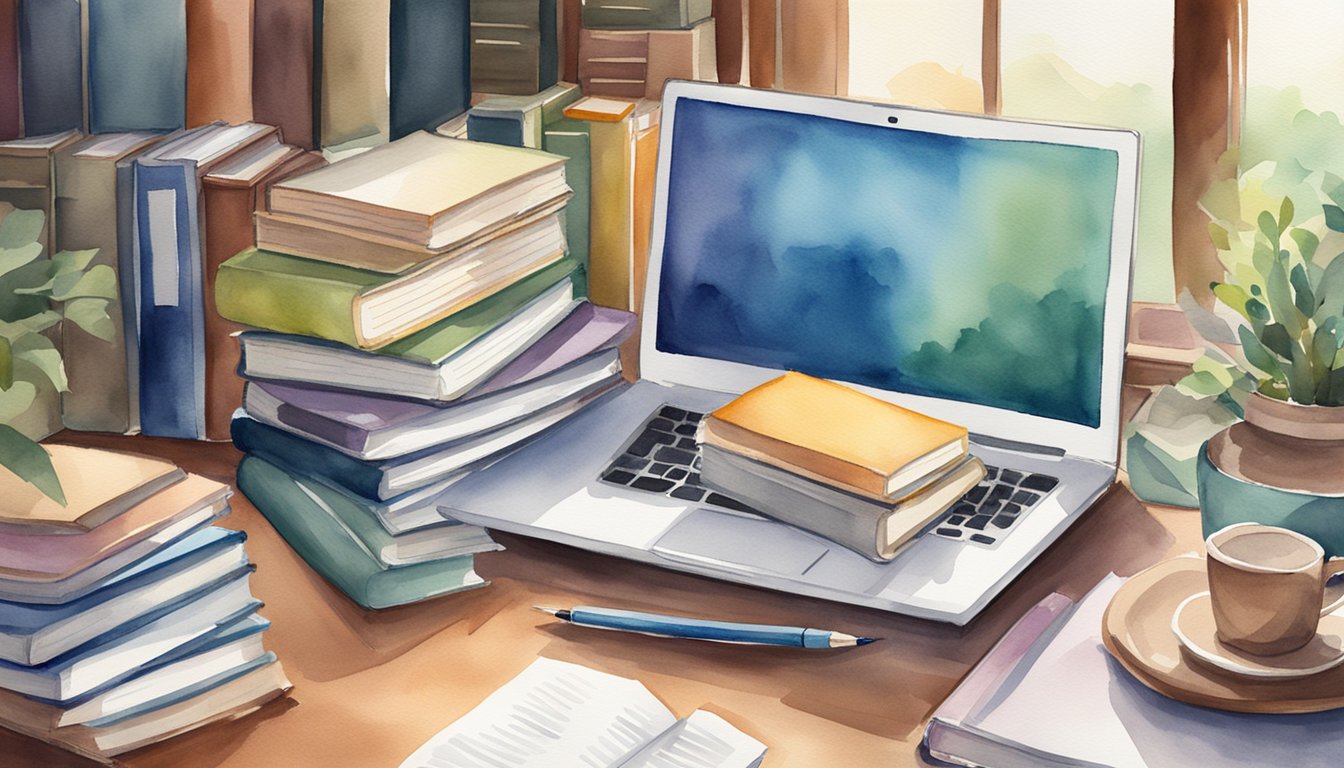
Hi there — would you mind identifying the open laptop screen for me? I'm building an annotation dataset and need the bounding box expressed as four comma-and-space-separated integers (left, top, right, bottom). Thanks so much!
655, 97, 1120, 428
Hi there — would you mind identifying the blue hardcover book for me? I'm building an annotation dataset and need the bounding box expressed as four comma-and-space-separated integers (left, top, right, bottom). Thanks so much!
134, 122, 276, 438
17, 0, 83, 135
86, 652, 279, 728
389, 0, 471, 140
3, 601, 266, 705
87, 0, 187, 133
0, 535, 249, 667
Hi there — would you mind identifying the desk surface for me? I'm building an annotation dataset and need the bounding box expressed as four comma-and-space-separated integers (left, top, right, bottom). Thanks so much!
5, 429, 1197, 768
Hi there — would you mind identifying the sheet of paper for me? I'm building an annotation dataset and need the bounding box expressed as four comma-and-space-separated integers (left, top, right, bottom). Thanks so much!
399, 658, 677, 768
618, 710, 766, 768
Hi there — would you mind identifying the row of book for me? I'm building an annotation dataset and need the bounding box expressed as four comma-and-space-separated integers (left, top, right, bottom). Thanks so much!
0, 445, 288, 764
213, 128, 636, 609
0, 123, 323, 442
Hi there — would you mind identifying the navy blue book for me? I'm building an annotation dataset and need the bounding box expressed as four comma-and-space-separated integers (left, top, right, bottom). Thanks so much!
3, 602, 266, 706
0, 531, 251, 666
17, 0, 83, 134
87, 0, 187, 133
389, 0, 471, 140
134, 122, 276, 438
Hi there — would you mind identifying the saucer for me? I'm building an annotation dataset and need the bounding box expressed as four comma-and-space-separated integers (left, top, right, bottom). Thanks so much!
1171, 592, 1344, 680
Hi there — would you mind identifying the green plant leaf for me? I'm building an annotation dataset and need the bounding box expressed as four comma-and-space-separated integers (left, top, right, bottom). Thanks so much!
0, 243, 43, 278
0, 336, 10, 391
1258, 210, 1281, 245
1239, 324, 1287, 382
1208, 222, 1231, 251
1279, 196, 1295, 231
1291, 228, 1320, 264
13, 334, 66, 393
1211, 283, 1253, 322
0, 381, 36, 422
50, 249, 99, 276
0, 425, 64, 506
1176, 370, 1231, 398
49, 264, 116, 301
0, 209, 44, 249
1324, 172, 1344, 210
1252, 239, 1277, 276
1177, 289, 1239, 344
1259, 323, 1295, 360
63, 298, 115, 341
1288, 341, 1316, 403
1315, 255, 1344, 321
1291, 263, 1317, 316
1326, 204, 1344, 233
14, 310, 60, 335
1266, 259, 1303, 336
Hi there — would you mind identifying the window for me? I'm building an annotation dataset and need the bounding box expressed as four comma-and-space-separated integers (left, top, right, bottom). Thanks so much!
847, 0, 984, 113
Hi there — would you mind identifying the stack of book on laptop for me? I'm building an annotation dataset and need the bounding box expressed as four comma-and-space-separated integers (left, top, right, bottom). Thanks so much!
0, 445, 289, 763
698, 372, 986, 562
214, 130, 637, 609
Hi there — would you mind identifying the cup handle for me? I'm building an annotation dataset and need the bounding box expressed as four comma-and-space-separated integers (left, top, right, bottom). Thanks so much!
1322, 557, 1344, 617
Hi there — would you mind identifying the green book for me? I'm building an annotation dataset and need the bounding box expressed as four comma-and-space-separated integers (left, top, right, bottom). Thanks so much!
543, 118, 591, 298
236, 262, 579, 401
236, 455, 487, 610
215, 214, 570, 349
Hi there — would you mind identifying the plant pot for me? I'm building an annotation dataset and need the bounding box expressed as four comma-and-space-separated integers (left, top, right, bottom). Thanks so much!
1198, 393, 1344, 556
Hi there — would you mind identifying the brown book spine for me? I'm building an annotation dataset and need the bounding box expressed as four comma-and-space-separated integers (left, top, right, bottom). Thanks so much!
252, 0, 318, 149
0, 0, 19, 140
202, 149, 325, 440
747, 0, 774, 88
712, 0, 743, 85
780, 0, 847, 95
561, 0, 582, 83
187, 0, 255, 127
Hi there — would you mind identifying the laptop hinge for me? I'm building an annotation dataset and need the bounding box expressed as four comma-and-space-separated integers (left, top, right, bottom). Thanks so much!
969, 432, 1066, 458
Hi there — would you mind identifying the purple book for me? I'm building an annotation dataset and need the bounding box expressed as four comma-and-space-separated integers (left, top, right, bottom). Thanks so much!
243, 304, 635, 461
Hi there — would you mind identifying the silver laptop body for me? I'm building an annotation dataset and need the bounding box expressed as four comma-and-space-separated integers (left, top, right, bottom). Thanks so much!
443, 81, 1140, 625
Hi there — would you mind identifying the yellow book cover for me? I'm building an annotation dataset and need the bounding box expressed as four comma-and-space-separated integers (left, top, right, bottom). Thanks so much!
704, 372, 968, 499
0, 446, 186, 534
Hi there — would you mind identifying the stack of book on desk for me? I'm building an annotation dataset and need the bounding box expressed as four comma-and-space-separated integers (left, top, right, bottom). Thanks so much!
0, 445, 288, 764
216, 130, 636, 609
699, 372, 986, 562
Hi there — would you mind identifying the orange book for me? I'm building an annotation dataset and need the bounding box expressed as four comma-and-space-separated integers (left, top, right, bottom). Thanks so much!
186, 0, 254, 127
0, 446, 185, 534
702, 372, 969, 500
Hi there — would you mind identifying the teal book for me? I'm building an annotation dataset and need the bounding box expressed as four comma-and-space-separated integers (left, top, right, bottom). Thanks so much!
87, 0, 187, 133
543, 118, 590, 297
236, 456, 487, 610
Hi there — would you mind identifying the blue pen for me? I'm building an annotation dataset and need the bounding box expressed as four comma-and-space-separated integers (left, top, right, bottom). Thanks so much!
533, 605, 878, 648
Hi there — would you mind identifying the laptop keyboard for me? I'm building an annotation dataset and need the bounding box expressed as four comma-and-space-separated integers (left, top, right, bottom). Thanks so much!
598, 406, 1059, 547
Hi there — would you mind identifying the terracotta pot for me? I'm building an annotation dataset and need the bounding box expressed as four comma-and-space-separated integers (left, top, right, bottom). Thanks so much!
1198, 393, 1344, 557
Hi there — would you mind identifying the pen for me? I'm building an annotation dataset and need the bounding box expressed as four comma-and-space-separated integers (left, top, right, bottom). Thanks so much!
533, 605, 878, 648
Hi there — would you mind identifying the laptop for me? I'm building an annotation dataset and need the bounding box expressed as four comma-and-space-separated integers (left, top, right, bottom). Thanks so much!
441, 81, 1140, 625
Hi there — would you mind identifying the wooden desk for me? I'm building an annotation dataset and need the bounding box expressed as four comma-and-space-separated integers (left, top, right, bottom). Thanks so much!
5, 431, 1200, 767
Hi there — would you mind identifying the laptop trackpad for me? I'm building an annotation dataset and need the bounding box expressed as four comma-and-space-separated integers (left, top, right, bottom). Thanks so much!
651, 509, 830, 577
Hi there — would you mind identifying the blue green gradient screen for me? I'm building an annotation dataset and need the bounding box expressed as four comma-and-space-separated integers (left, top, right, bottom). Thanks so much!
655, 98, 1120, 427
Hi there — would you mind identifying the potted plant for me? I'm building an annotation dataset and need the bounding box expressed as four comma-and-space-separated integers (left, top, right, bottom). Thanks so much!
0, 207, 118, 505
1181, 161, 1344, 554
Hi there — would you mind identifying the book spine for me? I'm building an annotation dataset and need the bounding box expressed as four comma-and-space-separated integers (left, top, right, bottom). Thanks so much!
56, 151, 133, 433
237, 456, 484, 609
231, 417, 386, 500
114, 157, 141, 433
646, 21, 716, 100
389, 0, 470, 141
703, 417, 892, 499
17, 0, 84, 135
320, 0, 391, 148
560, 0, 580, 82
541, 121, 590, 297
467, 113, 527, 148
0, 0, 19, 139
214, 255, 364, 349
251, 0, 318, 149
200, 183, 257, 442
134, 160, 206, 439
87, 0, 187, 133
778, 0, 846, 96
712, 0, 743, 85
186, 0, 254, 127
746, 0, 773, 88
470, 28, 542, 96
578, 29, 649, 98
582, 0, 701, 30
538, 0, 559, 90
586, 116, 636, 311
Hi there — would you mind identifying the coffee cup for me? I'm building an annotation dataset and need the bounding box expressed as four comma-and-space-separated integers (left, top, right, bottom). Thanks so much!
1205, 523, 1344, 656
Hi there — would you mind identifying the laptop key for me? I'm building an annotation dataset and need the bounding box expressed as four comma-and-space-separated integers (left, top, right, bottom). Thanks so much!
627, 433, 661, 457
991, 515, 1015, 529
675, 423, 698, 435
666, 467, 688, 481
660, 406, 688, 421
935, 527, 963, 538
603, 469, 637, 485
966, 515, 991, 530
1020, 474, 1059, 492
614, 455, 647, 470
649, 417, 676, 432
951, 502, 977, 517
947, 515, 967, 526
970, 534, 997, 545
677, 437, 698, 450
1010, 490, 1041, 506
649, 462, 673, 476
655, 446, 697, 465
1001, 502, 1023, 517
964, 485, 989, 504
631, 476, 675, 493
988, 485, 1014, 503
999, 469, 1024, 485
670, 485, 706, 502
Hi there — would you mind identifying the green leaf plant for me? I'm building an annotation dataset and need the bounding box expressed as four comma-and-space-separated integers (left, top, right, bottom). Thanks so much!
1180, 156, 1344, 410
0, 208, 118, 505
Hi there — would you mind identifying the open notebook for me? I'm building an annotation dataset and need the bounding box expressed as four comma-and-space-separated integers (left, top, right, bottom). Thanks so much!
399, 657, 766, 768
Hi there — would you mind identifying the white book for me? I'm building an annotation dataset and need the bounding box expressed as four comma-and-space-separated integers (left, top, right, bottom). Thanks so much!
922, 572, 1344, 768
400, 657, 766, 768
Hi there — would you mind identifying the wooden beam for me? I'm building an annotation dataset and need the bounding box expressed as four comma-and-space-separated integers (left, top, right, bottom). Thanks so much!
981, 0, 1000, 114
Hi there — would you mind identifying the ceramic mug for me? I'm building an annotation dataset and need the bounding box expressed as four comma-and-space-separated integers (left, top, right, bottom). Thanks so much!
1206, 522, 1344, 656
